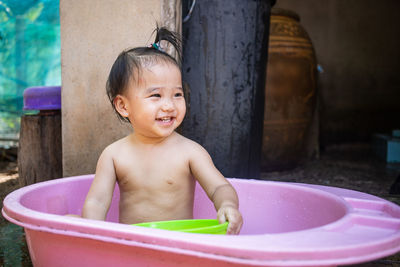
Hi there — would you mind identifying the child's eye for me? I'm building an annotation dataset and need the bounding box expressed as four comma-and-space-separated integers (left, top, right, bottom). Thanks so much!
150, 94, 161, 98
174, 92, 183, 97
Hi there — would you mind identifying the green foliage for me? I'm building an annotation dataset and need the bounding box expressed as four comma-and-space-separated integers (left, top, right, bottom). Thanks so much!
0, 0, 60, 135
24, 2, 44, 22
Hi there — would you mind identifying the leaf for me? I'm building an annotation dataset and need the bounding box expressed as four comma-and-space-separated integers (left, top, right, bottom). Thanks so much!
24, 2, 43, 22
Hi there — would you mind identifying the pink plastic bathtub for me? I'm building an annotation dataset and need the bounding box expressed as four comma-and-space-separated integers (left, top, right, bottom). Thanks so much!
2, 175, 400, 267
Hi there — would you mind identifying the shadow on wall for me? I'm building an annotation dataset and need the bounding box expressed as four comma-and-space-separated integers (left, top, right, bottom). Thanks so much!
275, 0, 400, 146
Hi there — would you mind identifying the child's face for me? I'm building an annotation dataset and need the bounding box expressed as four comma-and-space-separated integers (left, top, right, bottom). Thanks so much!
116, 63, 186, 139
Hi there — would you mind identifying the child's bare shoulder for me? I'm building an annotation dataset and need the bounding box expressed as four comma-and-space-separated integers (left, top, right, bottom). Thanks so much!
174, 133, 209, 156
101, 136, 131, 157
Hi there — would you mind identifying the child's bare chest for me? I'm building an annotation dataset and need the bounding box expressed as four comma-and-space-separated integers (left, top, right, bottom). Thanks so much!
114, 150, 192, 192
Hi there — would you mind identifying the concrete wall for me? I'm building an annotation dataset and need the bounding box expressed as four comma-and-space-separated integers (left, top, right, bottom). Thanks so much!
60, 0, 180, 176
275, 0, 400, 145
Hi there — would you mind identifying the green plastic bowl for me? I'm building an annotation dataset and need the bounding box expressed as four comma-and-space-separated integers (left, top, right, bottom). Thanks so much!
133, 219, 228, 234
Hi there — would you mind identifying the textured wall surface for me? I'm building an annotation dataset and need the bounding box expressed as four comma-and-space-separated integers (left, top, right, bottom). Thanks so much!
60, 0, 161, 176
276, 0, 400, 145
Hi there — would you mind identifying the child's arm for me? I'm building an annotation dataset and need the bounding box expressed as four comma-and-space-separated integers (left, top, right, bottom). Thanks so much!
211, 184, 242, 234
189, 143, 243, 234
82, 147, 116, 221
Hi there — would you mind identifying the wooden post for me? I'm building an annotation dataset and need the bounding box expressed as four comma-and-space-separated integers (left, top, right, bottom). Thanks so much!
18, 111, 62, 186
181, 0, 275, 178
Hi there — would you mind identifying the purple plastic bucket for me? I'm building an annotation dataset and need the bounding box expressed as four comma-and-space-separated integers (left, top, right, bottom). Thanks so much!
23, 86, 61, 111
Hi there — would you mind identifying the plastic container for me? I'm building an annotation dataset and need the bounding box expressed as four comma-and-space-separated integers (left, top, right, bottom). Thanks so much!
3, 175, 400, 267
134, 219, 228, 234
23, 86, 61, 111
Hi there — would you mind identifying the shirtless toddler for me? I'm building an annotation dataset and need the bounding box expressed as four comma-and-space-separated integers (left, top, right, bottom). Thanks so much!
82, 27, 243, 234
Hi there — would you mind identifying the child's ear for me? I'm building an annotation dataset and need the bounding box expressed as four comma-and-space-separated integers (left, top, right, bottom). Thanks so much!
113, 95, 129, 118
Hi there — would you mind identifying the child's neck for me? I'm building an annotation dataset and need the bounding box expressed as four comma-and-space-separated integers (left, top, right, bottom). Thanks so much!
129, 131, 175, 146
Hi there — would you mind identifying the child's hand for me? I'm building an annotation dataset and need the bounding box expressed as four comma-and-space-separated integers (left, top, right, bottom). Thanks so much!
217, 205, 243, 235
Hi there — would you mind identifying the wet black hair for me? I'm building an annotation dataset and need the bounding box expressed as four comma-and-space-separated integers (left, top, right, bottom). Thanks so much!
106, 26, 182, 122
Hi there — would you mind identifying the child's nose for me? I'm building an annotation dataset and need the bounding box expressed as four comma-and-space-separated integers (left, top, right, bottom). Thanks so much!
161, 98, 174, 111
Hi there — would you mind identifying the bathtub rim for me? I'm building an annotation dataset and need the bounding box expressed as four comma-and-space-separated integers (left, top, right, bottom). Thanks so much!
3, 174, 352, 236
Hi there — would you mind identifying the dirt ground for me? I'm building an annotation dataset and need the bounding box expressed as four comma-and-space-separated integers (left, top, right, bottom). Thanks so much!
0, 161, 18, 210
0, 146, 19, 212
0, 160, 32, 267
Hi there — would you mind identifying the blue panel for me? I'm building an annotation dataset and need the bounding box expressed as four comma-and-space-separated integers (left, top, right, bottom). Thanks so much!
388, 139, 400, 163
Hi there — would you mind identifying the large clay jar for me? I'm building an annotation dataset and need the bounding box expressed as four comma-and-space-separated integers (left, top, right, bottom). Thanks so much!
262, 8, 317, 172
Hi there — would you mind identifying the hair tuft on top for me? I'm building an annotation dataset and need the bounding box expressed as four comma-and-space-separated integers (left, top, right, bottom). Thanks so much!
153, 26, 182, 65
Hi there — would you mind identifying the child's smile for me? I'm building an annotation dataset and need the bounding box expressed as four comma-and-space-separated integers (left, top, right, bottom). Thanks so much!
156, 116, 175, 125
